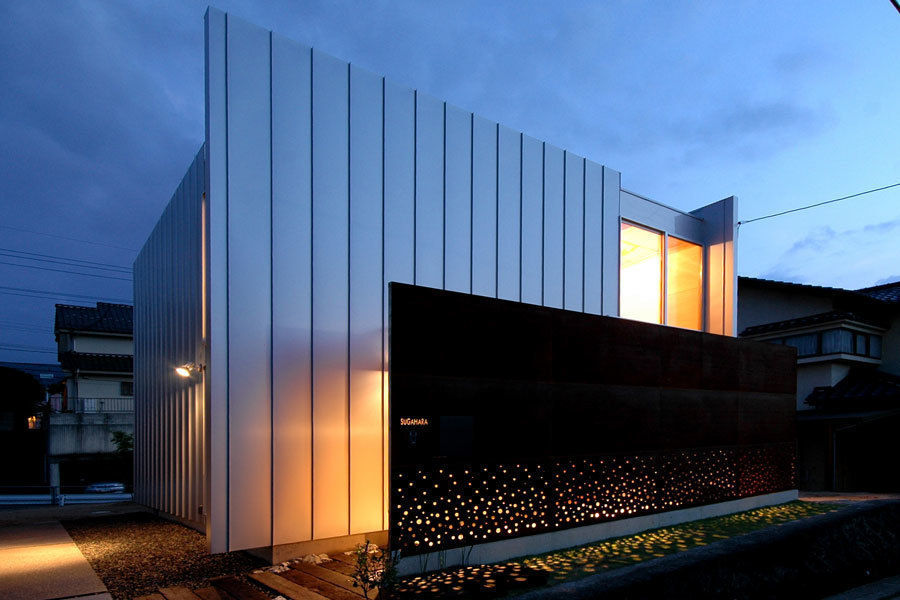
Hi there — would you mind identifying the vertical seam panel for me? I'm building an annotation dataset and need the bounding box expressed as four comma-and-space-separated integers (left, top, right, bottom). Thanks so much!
581, 158, 586, 312
562, 151, 566, 308
442, 102, 447, 290
469, 113, 474, 293
541, 142, 545, 306
223, 13, 230, 551
413, 90, 417, 285
380, 76, 386, 533
268, 30, 274, 549
495, 123, 499, 298
518, 134, 523, 302
346, 62, 351, 535
308, 47, 315, 540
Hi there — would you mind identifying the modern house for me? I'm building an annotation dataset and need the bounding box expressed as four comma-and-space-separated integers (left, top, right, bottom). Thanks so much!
51, 302, 134, 486
134, 9, 796, 570
739, 276, 900, 491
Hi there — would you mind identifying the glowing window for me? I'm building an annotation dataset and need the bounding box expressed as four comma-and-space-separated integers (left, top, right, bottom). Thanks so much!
666, 236, 703, 330
620, 222, 704, 331
620, 222, 663, 324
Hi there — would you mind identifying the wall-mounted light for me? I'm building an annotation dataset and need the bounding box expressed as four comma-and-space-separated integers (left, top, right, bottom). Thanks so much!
175, 363, 203, 378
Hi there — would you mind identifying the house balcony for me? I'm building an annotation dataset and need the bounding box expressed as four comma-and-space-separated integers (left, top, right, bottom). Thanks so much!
58, 397, 134, 414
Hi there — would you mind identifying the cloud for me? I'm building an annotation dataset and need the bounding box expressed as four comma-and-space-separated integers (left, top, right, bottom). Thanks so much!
672, 100, 832, 167
784, 225, 838, 254
761, 217, 900, 288
772, 46, 833, 77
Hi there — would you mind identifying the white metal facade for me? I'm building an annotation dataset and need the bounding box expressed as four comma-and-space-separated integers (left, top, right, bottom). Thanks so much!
134, 9, 737, 554
134, 147, 206, 530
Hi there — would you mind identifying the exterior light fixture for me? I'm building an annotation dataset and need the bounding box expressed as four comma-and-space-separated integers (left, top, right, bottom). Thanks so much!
175, 363, 202, 378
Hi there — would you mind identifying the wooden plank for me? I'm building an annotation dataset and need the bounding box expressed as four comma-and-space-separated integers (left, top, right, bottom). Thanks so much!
134, 595, 166, 600
280, 569, 362, 600
329, 553, 357, 567
318, 559, 355, 576
291, 563, 370, 598
193, 587, 233, 600
249, 572, 328, 600
209, 576, 270, 600
160, 587, 203, 600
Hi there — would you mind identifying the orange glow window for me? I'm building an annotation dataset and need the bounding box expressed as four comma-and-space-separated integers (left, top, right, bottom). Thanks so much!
620, 222, 704, 331
620, 222, 663, 324
667, 236, 703, 330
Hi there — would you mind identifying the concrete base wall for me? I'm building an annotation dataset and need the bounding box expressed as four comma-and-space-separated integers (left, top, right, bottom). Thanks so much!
48, 412, 134, 456
252, 529, 389, 564
397, 489, 798, 576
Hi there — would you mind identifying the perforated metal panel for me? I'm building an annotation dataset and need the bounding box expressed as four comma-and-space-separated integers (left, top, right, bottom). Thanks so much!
392, 444, 796, 554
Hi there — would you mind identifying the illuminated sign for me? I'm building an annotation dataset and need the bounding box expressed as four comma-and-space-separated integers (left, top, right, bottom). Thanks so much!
400, 417, 429, 427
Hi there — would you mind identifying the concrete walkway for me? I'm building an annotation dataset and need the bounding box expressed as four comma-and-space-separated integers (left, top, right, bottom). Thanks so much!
0, 520, 110, 600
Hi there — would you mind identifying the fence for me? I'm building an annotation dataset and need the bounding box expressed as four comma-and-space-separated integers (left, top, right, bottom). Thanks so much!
66, 397, 134, 413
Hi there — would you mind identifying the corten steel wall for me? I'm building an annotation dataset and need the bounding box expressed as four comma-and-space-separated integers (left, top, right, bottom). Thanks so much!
134, 147, 206, 530
389, 284, 796, 554
137, 8, 738, 553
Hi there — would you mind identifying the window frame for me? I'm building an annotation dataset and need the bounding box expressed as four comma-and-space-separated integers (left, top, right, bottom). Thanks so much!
619, 219, 706, 331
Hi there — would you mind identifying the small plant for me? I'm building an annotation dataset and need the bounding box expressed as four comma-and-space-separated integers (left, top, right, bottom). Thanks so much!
350, 540, 399, 599
111, 431, 134, 455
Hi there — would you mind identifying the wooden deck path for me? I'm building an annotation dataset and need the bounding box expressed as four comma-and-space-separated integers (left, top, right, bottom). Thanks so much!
134, 552, 371, 600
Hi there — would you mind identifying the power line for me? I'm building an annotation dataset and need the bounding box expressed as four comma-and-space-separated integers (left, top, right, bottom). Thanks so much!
738, 182, 900, 226
0, 319, 51, 329
0, 344, 57, 354
1, 289, 131, 304
0, 324, 51, 334
0, 248, 132, 273
0, 224, 139, 253
0, 285, 130, 304
0, 260, 132, 281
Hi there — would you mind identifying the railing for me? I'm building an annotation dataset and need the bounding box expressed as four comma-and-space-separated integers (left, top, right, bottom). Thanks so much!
65, 397, 134, 413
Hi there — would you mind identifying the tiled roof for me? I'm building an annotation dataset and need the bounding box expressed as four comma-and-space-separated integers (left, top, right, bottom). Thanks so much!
739, 276, 857, 297
741, 276, 900, 306
805, 368, 900, 410
856, 280, 900, 304
55, 302, 133, 334
58, 351, 133, 374
740, 311, 886, 337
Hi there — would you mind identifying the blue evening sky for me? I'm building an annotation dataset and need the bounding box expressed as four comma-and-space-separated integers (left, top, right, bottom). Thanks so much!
1, 1, 898, 362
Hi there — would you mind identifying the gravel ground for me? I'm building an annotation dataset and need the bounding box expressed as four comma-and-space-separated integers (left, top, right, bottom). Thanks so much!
62, 512, 268, 599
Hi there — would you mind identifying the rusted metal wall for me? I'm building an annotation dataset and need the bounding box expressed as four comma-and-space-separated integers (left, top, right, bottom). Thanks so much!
389, 283, 796, 554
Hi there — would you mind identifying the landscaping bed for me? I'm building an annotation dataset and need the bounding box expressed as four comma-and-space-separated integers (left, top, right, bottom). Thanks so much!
513, 499, 900, 599
397, 501, 844, 597
62, 512, 269, 599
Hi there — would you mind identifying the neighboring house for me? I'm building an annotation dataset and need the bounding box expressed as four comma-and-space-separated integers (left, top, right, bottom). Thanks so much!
131, 9, 797, 572
51, 302, 134, 487
739, 276, 900, 491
